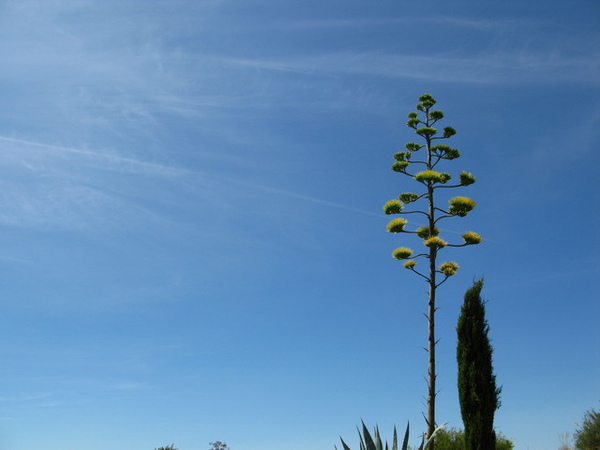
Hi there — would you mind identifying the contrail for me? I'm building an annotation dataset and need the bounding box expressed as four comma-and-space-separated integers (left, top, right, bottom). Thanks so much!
0, 135, 184, 176
0, 135, 382, 218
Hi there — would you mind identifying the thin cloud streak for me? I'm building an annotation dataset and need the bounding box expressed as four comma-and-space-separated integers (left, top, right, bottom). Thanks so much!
0, 135, 378, 233
284, 15, 541, 32
227, 177, 382, 218
216, 49, 600, 85
0, 135, 185, 177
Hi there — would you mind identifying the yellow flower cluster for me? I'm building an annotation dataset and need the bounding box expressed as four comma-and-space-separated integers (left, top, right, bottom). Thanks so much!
403, 260, 417, 269
423, 237, 448, 248
387, 218, 408, 233
392, 247, 413, 260
439, 262, 459, 276
462, 231, 482, 245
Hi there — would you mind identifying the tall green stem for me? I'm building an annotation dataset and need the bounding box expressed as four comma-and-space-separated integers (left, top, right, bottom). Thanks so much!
425, 105, 437, 448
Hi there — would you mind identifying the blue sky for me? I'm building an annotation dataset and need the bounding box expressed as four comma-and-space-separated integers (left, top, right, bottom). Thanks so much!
0, 1, 599, 449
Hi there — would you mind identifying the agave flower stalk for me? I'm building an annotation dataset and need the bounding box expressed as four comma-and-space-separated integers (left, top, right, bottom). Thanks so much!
382, 94, 481, 448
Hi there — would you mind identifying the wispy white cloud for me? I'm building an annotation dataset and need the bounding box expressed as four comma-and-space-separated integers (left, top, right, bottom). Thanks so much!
1, 1, 596, 240
215, 48, 600, 85
219, 175, 381, 218
0, 135, 185, 177
284, 15, 541, 32
0, 134, 190, 231
0, 392, 55, 403
227, 12, 598, 85
0, 133, 377, 234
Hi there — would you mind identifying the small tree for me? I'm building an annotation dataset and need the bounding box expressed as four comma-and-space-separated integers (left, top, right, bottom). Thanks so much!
155, 446, 178, 450
574, 407, 600, 450
210, 441, 230, 450
384, 93, 481, 447
456, 280, 501, 450
434, 428, 513, 450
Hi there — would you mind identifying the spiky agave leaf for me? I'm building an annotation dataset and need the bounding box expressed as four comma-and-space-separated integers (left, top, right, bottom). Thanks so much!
422, 423, 448, 449
361, 421, 378, 450
338, 421, 413, 450
338, 438, 352, 450
373, 425, 384, 450
400, 423, 409, 450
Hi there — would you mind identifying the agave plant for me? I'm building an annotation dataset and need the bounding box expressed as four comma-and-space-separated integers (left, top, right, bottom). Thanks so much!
337, 421, 447, 450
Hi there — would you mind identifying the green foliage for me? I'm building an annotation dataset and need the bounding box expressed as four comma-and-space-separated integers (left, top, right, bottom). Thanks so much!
210, 442, 230, 450
428, 428, 463, 450
155, 445, 178, 450
457, 280, 501, 450
574, 407, 600, 450
495, 434, 515, 450
431, 428, 514, 450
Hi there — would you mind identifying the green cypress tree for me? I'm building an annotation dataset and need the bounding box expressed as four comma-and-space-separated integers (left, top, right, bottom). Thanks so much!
456, 280, 501, 450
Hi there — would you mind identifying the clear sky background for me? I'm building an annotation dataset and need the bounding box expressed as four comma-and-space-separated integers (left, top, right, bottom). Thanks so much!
0, 1, 599, 449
